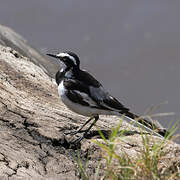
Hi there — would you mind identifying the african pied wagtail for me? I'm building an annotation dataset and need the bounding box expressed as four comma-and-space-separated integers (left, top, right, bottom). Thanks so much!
47, 51, 167, 143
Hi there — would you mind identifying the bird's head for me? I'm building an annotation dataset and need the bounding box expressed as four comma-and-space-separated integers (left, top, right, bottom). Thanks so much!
47, 51, 80, 69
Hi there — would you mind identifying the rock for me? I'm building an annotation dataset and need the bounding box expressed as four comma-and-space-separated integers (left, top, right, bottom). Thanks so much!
0, 41, 179, 179
0, 24, 58, 77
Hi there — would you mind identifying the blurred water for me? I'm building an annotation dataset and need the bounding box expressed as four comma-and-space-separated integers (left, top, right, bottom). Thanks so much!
0, 0, 179, 139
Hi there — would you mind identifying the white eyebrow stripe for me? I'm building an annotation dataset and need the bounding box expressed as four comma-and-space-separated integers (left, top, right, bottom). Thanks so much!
57, 52, 69, 57
56, 52, 77, 65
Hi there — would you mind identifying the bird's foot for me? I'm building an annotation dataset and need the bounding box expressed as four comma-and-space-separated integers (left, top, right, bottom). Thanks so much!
71, 134, 85, 144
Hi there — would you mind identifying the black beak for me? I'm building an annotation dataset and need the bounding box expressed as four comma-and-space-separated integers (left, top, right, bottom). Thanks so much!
46, 53, 64, 64
46, 53, 58, 58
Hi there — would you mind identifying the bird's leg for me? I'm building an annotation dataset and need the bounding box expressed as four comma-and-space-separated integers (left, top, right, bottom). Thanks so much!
82, 115, 99, 137
73, 115, 99, 144
64, 116, 94, 135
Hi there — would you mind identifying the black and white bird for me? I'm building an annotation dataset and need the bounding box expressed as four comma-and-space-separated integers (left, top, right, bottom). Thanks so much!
47, 51, 167, 142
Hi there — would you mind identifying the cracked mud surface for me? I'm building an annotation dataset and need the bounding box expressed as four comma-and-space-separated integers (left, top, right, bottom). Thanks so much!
0, 45, 180, 179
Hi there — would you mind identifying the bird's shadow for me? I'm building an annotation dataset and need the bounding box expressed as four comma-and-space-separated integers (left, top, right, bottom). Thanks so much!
61, 129, 144, 149
24, 128, 148, 151
84, 129, 143, 139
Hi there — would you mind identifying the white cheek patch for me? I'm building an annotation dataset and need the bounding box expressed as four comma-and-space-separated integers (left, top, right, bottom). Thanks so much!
57, 52, 77, 66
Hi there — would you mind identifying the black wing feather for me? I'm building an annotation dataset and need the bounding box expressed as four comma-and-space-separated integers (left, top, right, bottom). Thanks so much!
103, 96, 129, 112
66, 90, 89, 106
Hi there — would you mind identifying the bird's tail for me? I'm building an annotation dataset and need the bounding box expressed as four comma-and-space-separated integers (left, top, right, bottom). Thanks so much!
123, 111, 168, 138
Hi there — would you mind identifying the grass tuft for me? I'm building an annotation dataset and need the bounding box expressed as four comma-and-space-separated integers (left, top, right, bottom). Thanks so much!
76, 115, 179, 179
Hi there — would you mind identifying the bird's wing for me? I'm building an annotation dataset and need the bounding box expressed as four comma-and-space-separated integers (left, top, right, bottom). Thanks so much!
74, 69, 129, 112
65, 90, 90, 106
89, 86, 129, 112
63, 78, 90, 94
63, 78, 109, 110
76, 69, 102, 88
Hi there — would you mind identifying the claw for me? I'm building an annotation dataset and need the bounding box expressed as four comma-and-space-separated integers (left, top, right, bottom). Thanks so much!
71, 135, 85, 144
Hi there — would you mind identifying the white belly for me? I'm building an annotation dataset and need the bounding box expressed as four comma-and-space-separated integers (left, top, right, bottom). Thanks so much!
58, 81, 113, 117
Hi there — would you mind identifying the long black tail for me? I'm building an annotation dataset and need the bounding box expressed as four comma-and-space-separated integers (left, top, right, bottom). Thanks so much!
123, 111, 168, 137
